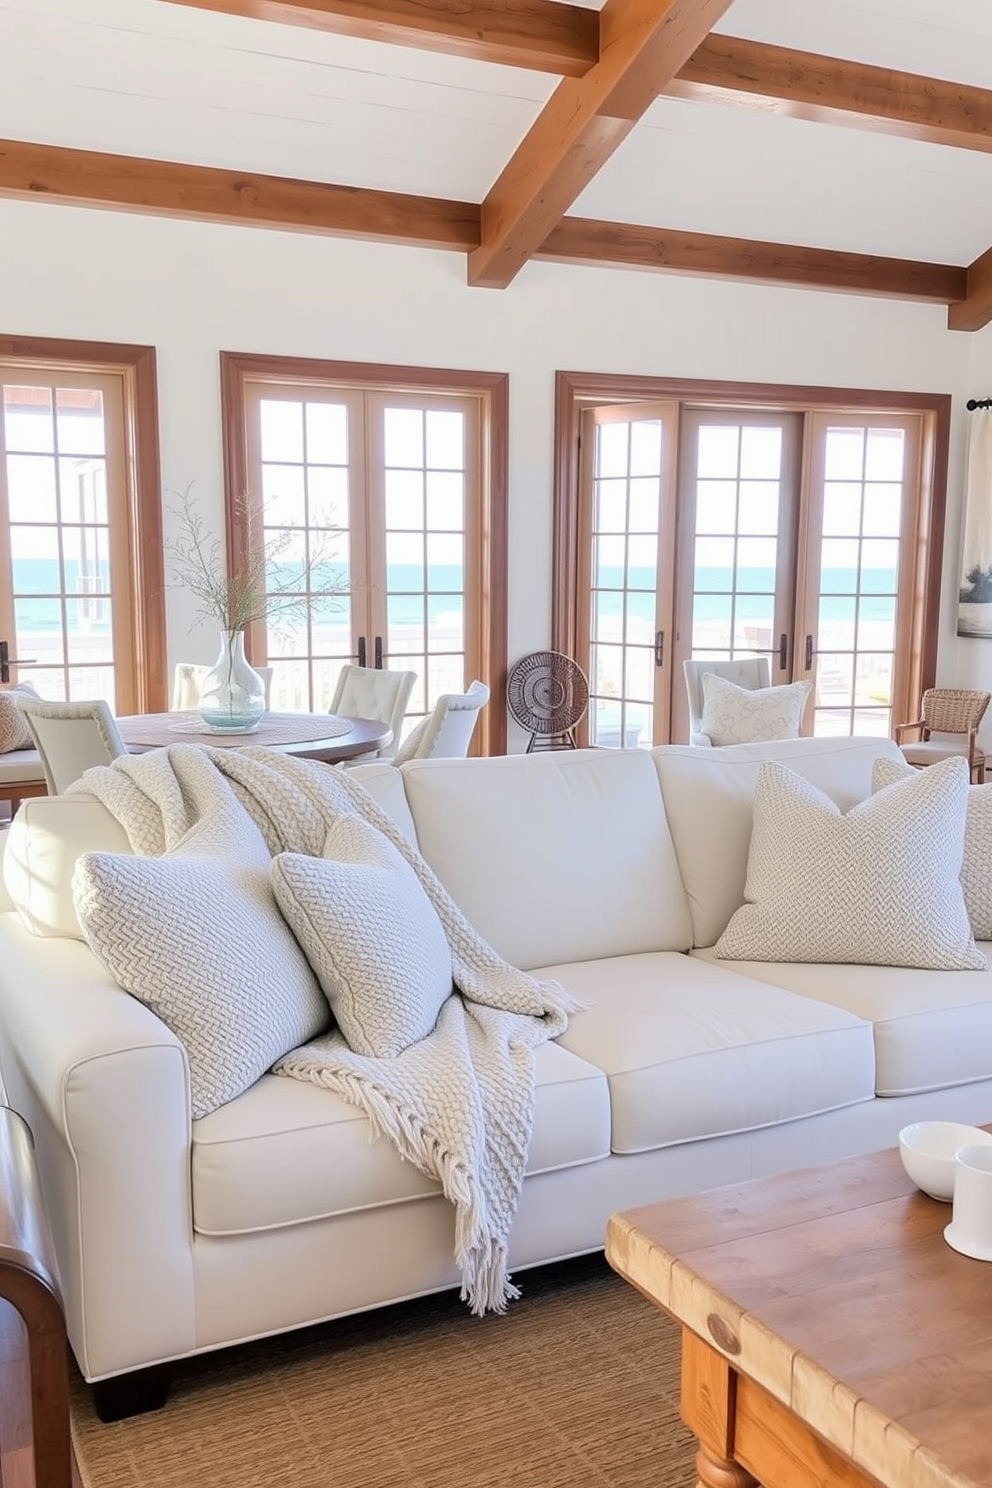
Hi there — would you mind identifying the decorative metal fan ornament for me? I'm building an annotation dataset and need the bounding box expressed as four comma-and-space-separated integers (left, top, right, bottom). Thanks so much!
506, 651, 589, 752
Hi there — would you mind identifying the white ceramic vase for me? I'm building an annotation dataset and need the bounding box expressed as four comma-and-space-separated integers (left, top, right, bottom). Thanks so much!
198, 629, 266, 733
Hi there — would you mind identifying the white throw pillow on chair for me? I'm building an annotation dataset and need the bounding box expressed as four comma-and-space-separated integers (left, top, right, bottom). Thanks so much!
700, 673, 811, 747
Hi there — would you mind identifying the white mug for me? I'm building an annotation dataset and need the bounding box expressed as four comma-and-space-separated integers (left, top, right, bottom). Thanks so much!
945, 1144, 992, 1261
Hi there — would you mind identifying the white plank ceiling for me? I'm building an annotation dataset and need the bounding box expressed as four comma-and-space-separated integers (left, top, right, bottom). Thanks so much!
2, 0, 992, 264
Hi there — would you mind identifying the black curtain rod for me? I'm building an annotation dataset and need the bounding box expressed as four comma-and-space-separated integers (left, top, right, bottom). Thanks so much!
967, 398, 992, 410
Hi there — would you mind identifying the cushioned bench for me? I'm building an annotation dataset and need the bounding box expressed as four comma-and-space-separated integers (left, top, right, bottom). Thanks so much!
0, 750, 47, 810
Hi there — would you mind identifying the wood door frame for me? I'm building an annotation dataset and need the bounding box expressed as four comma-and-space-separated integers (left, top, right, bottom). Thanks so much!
221, 352, 508, 754
554, 371, 950, 732
0, 335, 165, 712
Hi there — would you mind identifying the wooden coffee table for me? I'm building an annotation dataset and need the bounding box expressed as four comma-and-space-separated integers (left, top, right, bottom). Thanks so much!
606, 1138, 992, 1488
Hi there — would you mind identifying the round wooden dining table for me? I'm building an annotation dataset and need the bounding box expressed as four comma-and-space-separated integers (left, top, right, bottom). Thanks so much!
116, 711, 392, 764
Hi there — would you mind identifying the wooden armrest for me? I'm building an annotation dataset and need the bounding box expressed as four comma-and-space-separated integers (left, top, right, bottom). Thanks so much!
0, 1108, 71, 1488
893, 721, 923, 743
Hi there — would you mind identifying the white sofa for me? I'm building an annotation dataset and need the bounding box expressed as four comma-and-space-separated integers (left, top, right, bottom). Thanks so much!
2, 734, 992, 1410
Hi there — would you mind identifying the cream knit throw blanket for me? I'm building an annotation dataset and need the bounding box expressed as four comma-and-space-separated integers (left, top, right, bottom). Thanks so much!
71, 745, 577, 1315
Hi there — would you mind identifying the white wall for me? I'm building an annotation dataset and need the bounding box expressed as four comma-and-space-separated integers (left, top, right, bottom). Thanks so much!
0, 196, 976, 746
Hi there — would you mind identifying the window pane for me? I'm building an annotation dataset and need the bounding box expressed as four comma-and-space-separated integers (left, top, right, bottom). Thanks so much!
592, 589, 623, 643
65, 597, 114, 663
262, 463, 306, 527
591, 643, 623, 697
60, 458, 108, 524
385, 469, 424, 531
627, 535, 656, 589
305, 402, 348, 465
820, 539, 859, 592
737, 482, 779, 536
56, 389, 105, 456
739, 426, 782, 480
595, 536, 625, 588
853, 708, 890, 736
596, 423, 629, 479
426, 472, 463, 531
822, 483, 862, 536
15, 597, 63, 664
307, 466, 349, 529
386, 532, 424, 588
629, 421, 662, 477
626, 590, 656, 644
734, 594, 774, 652
427, 594, 463, 652
819, 595, 856, 652
862, 484, 902, 537
858, 594, 895, 652
10, 527, 59, 591
384, 408, 423, 468
696, 426, 739, 479
3, 387, 54, 453
695, 481, 737, 534
595, 480, 627, 533
265, 527, 307, 592
865, 429, 904, 482
6, 453, 57, 522
62, 526, 111, 595
628, 477, 660, 532
824, 428, 864, 481
813, 709, 853, 737
260, 400, 304, 463
693, 594, 732, 650
861, 539, 899, 593
855, 655, 893, 707
694, 536, 734, 588
624, 646, 654, 701
388, 593, 424, 655
425, 410, 463, 471
426, 533, 463, 589
816, 653, 853, 707
736, 537, 776, 592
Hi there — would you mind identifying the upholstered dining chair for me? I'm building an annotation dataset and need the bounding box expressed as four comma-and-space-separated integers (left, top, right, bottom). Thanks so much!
393, 680, 490, 765
14, 697, 127, 794
327, 664, 417, 761
682, 657, 772, 746
895, 687, 991, 784
171, 662, 273, 711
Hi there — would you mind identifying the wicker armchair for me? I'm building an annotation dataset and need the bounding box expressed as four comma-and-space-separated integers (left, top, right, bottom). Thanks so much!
895, 687, 991, 784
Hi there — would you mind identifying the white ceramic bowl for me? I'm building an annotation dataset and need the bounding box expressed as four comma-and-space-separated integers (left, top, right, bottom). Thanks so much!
898, 1121, 992, 1201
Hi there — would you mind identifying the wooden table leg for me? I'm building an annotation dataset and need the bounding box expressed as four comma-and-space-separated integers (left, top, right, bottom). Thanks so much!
680, 1329, 757, 1488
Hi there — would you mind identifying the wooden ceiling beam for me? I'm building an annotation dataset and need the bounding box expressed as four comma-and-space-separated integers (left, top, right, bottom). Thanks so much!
669, 33, 992, 153
947, 245, 992, 331
157, 0, 600, 75
0, 138, 973, 315
468, 0, 735, 290
539, 217, 967, 304
0, 139, 480, 249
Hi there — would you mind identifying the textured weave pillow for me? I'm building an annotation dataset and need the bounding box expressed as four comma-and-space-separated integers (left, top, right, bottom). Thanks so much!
873, 755, 992, 941
72, 803, 329, 1118
271, 816, 453, 1058
715, 755, 985, 969
0, 683, 40, 753
701, 673, 811, 746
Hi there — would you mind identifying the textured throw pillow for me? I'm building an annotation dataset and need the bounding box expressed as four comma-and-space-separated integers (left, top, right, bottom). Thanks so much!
701, 673, 811, 746
271, 816, 453, 1058
72, 805, 329, 1118
715, 755, 985, 970
873, 755, 992, 941
0, 683, 40, 752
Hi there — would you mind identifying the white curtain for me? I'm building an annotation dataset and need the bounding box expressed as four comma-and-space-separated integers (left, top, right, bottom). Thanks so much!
958, 408, 992, 638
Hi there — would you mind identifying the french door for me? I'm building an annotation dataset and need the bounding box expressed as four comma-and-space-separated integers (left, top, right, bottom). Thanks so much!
0, 369, 141, 711
240, 381, 481, 736
574, 401, 928, 746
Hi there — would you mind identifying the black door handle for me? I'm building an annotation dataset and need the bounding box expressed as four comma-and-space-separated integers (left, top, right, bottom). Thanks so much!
374, 636, 383, 669
0, 641, 37, 684
805, 634, 816, 670
357, 636, 366, 668
654, 631, 664, 668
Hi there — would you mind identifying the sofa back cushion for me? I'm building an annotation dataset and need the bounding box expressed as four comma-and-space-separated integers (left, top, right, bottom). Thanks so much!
653, 735, 905, 949
4, 761, 419, 939
400, 748, 691, 971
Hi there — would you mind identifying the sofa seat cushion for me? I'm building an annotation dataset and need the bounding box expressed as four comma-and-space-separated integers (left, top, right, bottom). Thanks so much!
191, 1040, 610, 1235
693, 945, 992, 1098
0, 747, 45, 783
536, 951, 874, 1155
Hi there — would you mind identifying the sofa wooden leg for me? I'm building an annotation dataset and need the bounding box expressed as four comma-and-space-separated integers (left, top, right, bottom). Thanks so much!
92, 1364, 172, 1422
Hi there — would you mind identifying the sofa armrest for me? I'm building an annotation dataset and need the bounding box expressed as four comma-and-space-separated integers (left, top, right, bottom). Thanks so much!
0, 913, 196, 1380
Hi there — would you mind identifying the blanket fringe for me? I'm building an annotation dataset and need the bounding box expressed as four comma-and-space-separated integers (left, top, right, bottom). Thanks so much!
276, 1056, 520, 1315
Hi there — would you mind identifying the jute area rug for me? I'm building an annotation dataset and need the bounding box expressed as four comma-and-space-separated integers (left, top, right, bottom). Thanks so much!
70, 1254, 696, 1488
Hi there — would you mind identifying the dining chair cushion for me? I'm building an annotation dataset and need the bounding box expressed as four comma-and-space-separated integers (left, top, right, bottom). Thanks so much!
873, 754, 992, 941
700, 673, 811, 747
271, 817, 453, 1058
0, 683, 40, 753
715, 756, 985, 971
72, 800, 330, 1119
